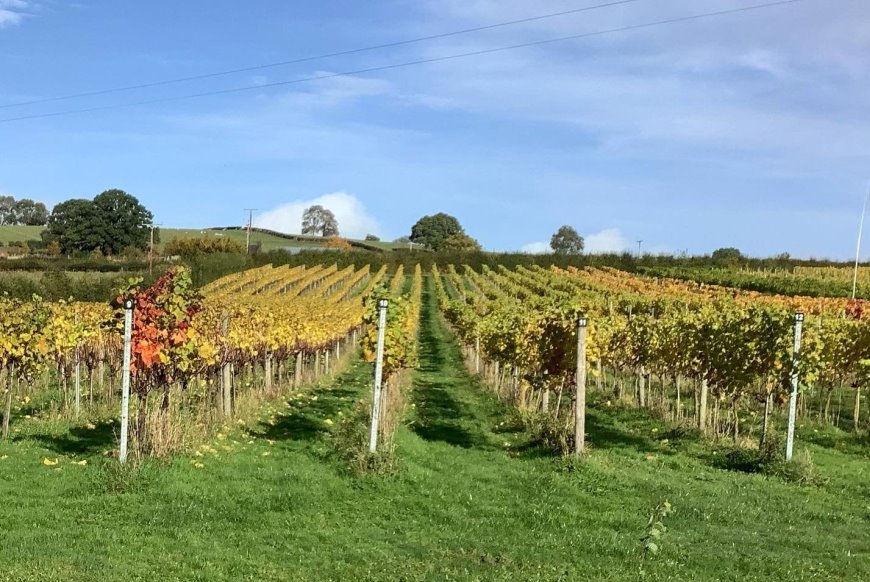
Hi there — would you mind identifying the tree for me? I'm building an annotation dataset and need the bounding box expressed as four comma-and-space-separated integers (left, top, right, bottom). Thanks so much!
93, 189, 153, 254
550, 226, 584, 255
44, 199, 105, 254
441, 232, 482, 252
44, 190, 154, 255
0, 196, 15, 225
712, 247, 743, 263
393, 236, 411, 244
365, 234, 381, 242
301, 205, 339, 237
45, 240, 61, 257
410, 213, 465, 251
12, 199, 48, 226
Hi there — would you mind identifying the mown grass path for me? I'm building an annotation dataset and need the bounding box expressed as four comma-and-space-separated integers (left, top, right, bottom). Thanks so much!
0, 277, 869, 580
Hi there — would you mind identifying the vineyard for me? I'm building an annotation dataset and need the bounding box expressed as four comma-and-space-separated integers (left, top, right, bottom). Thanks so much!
0, 262, 425, 459
1, 262, 869, 580
433, 264, 870, 449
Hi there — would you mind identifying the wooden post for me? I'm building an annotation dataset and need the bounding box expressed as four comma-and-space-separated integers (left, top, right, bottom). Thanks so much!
475, 335, 481, 374
575, 316, 588, 457
264, 354, 272, 391
855, 387, 862, 433
786, 313, 804, 461
2, 364, 14, 439
638, 367, 647, 408
699, 378, 709, 435
294, 352, 303, 389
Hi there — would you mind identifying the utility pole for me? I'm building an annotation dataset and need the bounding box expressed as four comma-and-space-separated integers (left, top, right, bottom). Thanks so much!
636, 240, 643, 257
244, 209, 257, 254
851, 183, 870, 300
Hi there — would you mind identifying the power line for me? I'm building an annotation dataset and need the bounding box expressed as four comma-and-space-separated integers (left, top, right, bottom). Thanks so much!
0, 0, 810, 124
0, 0, 645, 109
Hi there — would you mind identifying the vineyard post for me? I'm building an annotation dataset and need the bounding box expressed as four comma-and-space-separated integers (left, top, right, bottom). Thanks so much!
119, 299, 133, 465
74, 312, 81, 417
786, 313, 804, 461
221, 315, 232, 416
575, 316, 588, 456
369, 298, 388, 454
475, 335, 480, 374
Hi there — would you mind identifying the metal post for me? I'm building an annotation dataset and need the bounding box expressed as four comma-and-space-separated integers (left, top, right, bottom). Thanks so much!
852, 184, 870, 299
575, 317, 588, 456
119, 299, 133, 465
786, 313, 804, 461
221, 314, 232, 416
369, 299, 388, 454
74, 313, 81, 417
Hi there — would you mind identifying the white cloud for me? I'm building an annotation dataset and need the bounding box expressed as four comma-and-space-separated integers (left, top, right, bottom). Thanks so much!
520, 241, 549, 254
254, 191, 381, 240
0, 0, 31, 28
585, 228, 631, 254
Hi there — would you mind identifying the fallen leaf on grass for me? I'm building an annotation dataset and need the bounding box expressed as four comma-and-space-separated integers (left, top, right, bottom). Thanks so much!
646, 455, 657, 462
72, 460, 87, 466
42, 458, 58, 466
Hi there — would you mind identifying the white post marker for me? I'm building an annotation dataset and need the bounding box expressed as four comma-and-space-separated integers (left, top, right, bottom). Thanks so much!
74, 313, 81, 417
119, 299, 133, 465
369, 298, 388, 454
575, 316, 588, 457
786, 313, 804, 461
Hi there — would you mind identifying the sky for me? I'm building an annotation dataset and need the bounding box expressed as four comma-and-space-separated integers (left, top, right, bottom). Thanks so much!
1, 0, 869, 258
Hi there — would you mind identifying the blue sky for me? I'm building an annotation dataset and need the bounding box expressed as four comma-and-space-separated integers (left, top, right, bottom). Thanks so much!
1, 0, 869, 258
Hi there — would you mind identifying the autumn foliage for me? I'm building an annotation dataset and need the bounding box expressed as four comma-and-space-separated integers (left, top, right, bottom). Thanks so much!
117, 266, 204, 396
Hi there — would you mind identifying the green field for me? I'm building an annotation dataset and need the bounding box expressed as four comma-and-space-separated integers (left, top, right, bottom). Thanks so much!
1, 279, 868, 581
0, 225, 402, 252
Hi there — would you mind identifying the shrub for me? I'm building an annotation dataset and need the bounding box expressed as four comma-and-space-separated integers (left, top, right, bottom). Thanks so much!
164, 236, 245, 256
331, 398, 399, 476
324, 237, 352, 251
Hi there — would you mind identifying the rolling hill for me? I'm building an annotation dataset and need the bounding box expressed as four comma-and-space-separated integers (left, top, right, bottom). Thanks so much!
0, 225, 404, 252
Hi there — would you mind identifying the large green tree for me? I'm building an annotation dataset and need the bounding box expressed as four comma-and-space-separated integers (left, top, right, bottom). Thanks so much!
92, 189, 153, 253
44, 190, 154, 254
44, 199, 105, 254
550, 225, 584, 255
410, 213, 465, 251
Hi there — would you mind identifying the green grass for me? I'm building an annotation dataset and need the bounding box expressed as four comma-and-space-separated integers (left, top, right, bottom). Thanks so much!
1, 280, 869, 580
0, 224, 43, 244
0, 225, 405, 252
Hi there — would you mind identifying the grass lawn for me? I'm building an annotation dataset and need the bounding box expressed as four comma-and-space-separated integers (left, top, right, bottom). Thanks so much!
0, 224, 406, 253
0, 224, 43, 244
1, 280, 868, 580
